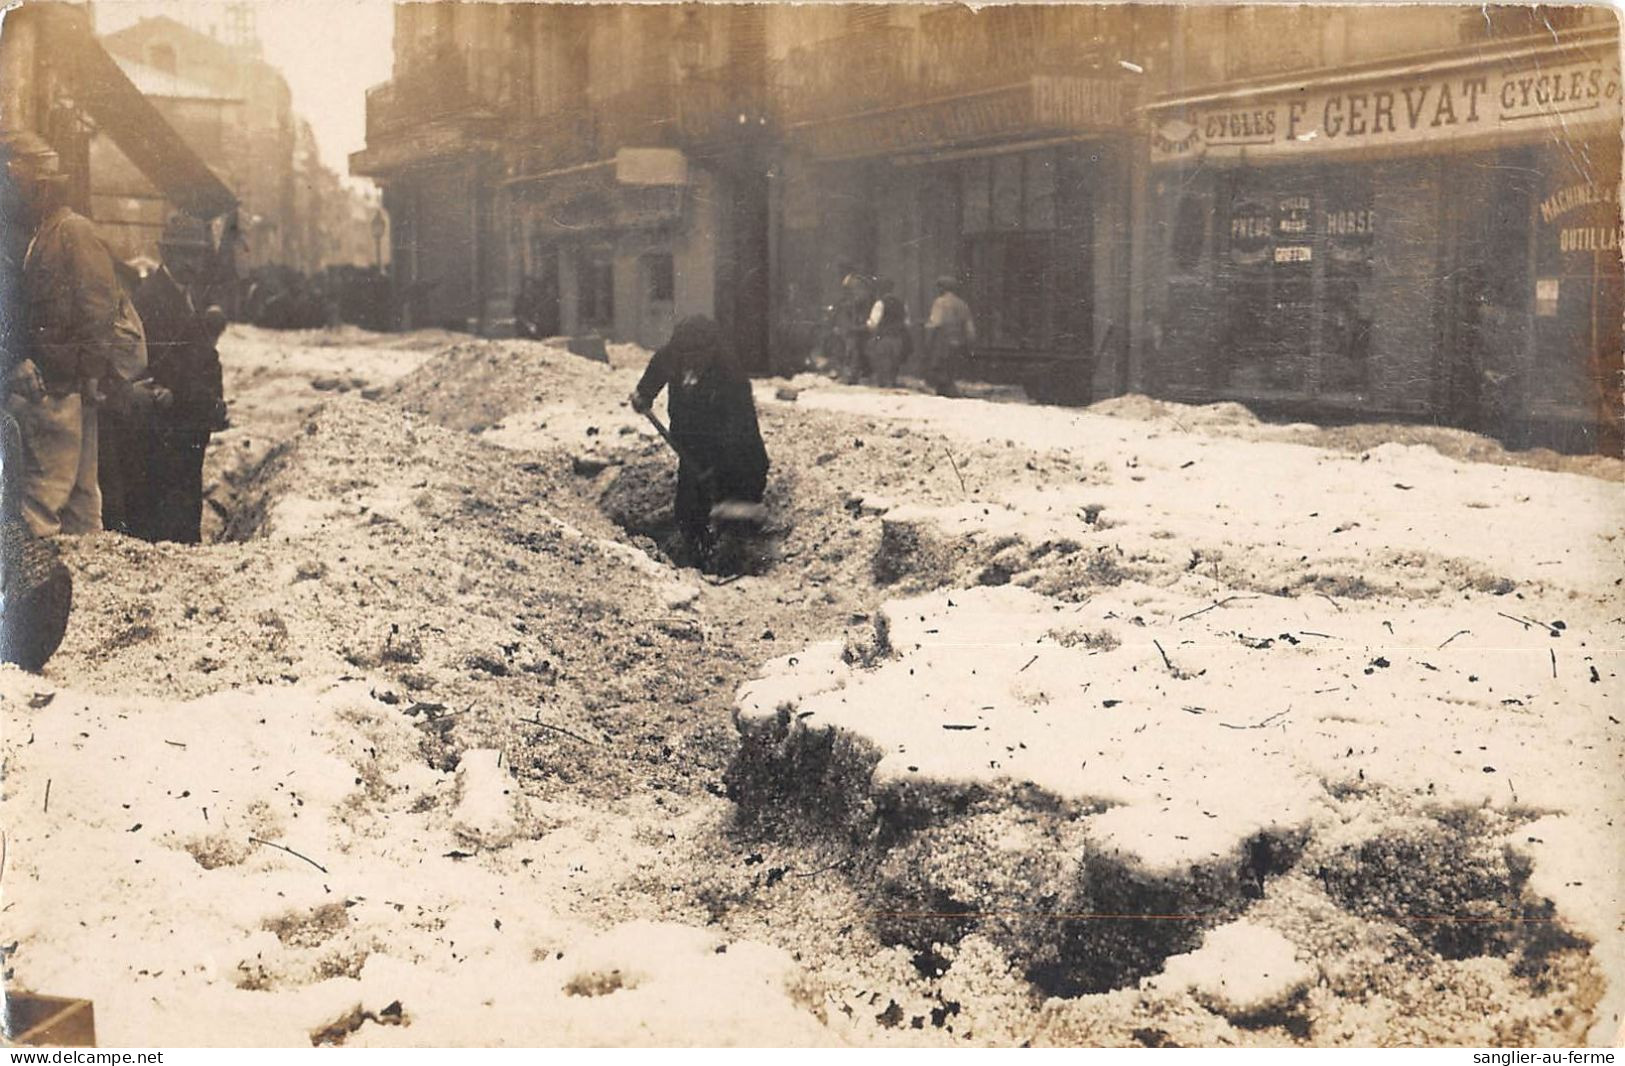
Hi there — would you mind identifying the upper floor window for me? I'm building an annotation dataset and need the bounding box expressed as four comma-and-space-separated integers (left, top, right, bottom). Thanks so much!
148, 43, 177, 75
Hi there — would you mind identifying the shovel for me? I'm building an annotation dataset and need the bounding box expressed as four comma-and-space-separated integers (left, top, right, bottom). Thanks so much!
641, 409, 768, 527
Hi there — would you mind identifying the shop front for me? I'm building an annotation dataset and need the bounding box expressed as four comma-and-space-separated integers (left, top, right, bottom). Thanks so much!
776, 75, 1134, 401
506, 148, 708, 352
1141, 31, 1622, 453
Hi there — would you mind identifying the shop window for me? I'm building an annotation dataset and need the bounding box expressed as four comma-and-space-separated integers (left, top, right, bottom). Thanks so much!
1320, 184, 1377, 398
578, 251, 614, 328
148, 43, 177, 75
1213, 177, 1314, 395
644, 252, 674, 302
957, 147, 1092, 353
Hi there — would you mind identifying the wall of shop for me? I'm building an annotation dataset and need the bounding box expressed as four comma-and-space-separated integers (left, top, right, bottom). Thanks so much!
542, 166, 720, 350
1141, 106, 1621, 449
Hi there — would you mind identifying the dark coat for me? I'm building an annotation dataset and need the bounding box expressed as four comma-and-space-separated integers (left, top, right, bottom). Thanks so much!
123, 268, 223, 543
635, 316, 769, 505
14, 207, 120, 390
135, 268, 224, 433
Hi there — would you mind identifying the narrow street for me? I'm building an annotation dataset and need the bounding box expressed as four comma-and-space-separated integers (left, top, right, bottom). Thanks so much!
1, 327, 1620, 1046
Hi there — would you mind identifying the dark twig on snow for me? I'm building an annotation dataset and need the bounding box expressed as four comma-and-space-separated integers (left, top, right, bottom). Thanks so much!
520, 717, 600, 747
249, 836, 329, 874
1220, 707, 1291, 731
1152, 640, 1177, 673
1317, 593, 1343, 613
1496, 611, 1560, 637
1437, 630, 1471, 649
1550, 648, 1557, 678
42, 779, 50, 815
942, 446, 967, 495
1177, 595, 1258, 622
789, 853, 852, 879
1019, 654, 1039, 673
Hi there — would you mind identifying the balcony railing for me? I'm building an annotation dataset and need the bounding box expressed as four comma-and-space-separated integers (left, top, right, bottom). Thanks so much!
772, 14, 1129, 127
365, 47, 505, 142
508, 76, 771, 176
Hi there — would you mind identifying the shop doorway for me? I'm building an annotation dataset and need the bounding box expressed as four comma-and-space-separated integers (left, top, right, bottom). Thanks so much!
1439, 148, 1537, 436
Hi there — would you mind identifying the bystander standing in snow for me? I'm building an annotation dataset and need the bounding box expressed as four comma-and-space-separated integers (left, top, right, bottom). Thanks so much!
836, 271, 874, 385
865, 277, 911, 388
1, 131, 122, 537
127, 214, 229, 544
923, 274, 975, 398
628, 315, 769, 567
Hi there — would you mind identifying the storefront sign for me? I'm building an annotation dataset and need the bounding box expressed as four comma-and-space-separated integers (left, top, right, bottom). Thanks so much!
1151, 53, 1621, 164
1538, 179, 1624, 255
1227, 196, 1324, 266
1229, 200, 1272, 265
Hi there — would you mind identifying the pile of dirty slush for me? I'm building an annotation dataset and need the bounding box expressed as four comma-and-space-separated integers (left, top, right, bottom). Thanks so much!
3, 327, 1619, 1047
0, 371, 837, 1044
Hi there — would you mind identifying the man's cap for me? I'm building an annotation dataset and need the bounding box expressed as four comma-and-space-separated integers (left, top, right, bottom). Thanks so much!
0, 129, 64, 180
159, 213, 213, 250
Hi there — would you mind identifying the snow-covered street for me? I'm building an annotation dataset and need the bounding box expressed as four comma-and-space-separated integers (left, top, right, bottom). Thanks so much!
2, 326, 1620, 1046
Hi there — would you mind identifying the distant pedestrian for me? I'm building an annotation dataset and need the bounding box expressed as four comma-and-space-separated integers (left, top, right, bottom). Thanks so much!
629, 315, 769, 568
923, 274, 975, 398
865, 277, 911, 388
1, 130, 123, 537
835, 272, 874, 385
129, 214, 228, 544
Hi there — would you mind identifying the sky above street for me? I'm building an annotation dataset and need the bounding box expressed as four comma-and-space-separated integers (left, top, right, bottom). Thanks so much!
94, 0, 396, 186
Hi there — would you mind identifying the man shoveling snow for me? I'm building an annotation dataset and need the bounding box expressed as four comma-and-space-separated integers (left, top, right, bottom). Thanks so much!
629, 315, 770, 574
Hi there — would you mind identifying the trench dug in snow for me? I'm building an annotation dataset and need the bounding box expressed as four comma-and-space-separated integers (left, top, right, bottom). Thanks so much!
593, 455, 793, 576
727, 582, 1605, 1009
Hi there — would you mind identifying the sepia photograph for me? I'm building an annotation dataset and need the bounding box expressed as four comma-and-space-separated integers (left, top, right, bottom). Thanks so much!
0, 0, 1621, 1050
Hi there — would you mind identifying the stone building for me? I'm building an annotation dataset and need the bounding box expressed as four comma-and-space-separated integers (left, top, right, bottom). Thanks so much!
351, 4, 1621, 452
89, 55, 242, 262
0, 2, 236, 229
97, 12, 380, 277
353, 4, 772, 354
767, 4, 1170, 397
98, 14, 299, 269
1138, 5, 1622, 453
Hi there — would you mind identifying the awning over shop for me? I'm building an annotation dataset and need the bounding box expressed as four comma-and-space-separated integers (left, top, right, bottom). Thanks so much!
348, 120, 500, 178
504, 149, 686, 237
33, 3, 236, 219
786, 75, 1131, 162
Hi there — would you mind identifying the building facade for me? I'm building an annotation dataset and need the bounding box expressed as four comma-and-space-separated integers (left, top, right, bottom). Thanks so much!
768, 4, 1170, 396
0, 2, 237, 229
89, 56, 242, 262
1137, 5, 1622, 453
351, 4, 1622, 452
353, 4, 773, 356
97, 13, 379, 277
